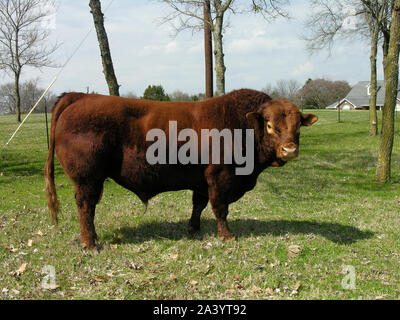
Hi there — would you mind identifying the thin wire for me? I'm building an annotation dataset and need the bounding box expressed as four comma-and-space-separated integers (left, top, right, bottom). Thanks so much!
2, 0, 116, 149
57, 0, 115, 77
4, 77, 57, 147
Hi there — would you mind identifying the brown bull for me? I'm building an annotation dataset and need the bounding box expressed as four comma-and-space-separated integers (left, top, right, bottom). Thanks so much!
44, 89, 317, 249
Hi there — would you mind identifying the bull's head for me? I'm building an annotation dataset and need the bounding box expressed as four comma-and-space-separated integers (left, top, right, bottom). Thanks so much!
246, 99, 318, 167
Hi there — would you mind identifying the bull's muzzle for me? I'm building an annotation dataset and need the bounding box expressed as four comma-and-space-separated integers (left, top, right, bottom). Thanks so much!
278, 143, 299, 162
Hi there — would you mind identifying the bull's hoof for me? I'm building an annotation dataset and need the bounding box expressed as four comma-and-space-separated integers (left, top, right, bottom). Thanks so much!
188, 221, 201, 235
218, 232, 236, 242
81, 240, 97, 251
188, 228, 202, 239
189, 227, 200, 235
222, 235, 236, 242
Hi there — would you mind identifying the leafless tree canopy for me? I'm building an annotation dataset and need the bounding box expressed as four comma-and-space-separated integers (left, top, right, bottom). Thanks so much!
262, 78, 351, 109
262, 79, 301, 101
0, 0, 58, 72
0, 0, 58, 121
296, 78, 352, 109
160, 0, 290, 96
304, 0, 364, 52
160, 0, 289, 34
304, 0, 392, 52
0, 79, 57, 114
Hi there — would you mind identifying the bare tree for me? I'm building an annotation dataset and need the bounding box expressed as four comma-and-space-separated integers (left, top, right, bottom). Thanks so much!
0, 78, 57, 114
295, 78, 351, 109
169, 89, 193, 101
161, 0, 289, 96
0, 82, 15, 114
89, 0, 120, 96
361, 0, 388, 135
275, 79, 301, 101
305, 0, 400, 182
304, 0, 391, 136
0, 0, 58, 122
376, 0, 400, 183
304, 0, 361, 51
262, 79, 301, 101
261, 83, 275, 97
121, 91, 138, 98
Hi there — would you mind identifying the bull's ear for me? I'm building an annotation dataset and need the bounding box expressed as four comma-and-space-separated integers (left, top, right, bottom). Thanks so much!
246, 112, 264, 143
301, 113, 318, 126
246, 112, 263, 129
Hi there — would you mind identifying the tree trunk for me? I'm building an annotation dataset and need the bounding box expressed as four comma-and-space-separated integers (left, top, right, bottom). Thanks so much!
376, 0, 400, 183
213, 15, 226, 96
369, 27, 379, 136
14, 70, 21, 123
89, 0, 120, 96
204, 0, 213, 99
14, 25, 22, 123
382, 30, 390, 79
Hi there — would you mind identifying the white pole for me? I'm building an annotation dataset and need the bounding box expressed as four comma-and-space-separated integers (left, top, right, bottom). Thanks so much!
3, 76, 58, 148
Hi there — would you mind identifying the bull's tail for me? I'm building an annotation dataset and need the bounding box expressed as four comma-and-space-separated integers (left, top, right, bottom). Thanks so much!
44, 92, 85, 224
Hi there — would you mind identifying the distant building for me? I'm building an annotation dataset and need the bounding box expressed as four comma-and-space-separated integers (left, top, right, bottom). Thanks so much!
326, 81, 400, 111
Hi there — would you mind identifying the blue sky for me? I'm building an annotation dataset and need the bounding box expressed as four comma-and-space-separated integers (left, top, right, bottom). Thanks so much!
0, 0, 384, 96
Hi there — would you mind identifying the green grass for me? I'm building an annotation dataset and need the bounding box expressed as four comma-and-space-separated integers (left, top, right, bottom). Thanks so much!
0, 110, 400, 300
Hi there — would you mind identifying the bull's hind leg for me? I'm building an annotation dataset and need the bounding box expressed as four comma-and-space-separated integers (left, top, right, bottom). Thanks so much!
74, 181, 104, 249
189, 191, 208, 233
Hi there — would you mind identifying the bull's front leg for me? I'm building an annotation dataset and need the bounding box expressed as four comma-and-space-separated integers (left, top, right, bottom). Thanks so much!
210, 201, 234, 241
205, 166, 235, 241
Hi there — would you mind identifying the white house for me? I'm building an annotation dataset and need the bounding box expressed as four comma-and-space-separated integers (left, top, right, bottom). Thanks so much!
326, 81, 400, 111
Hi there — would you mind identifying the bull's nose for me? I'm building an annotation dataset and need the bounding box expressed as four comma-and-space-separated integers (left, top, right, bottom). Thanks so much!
280, 145, 299, 160
282, 147, 297, 155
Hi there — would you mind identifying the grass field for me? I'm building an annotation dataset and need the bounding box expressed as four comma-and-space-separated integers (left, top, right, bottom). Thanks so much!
0, 110, 400, 300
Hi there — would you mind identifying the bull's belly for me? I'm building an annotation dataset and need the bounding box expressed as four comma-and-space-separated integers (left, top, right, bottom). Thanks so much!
111, 164, 259, 205
111, 162, 209, 202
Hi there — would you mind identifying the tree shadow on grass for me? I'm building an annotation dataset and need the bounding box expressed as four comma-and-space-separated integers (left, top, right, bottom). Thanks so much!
103, 218, 374, 245
0, 159, 64, 180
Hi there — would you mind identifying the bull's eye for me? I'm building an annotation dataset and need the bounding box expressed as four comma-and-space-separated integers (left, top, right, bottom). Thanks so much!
266, 122, 275, 134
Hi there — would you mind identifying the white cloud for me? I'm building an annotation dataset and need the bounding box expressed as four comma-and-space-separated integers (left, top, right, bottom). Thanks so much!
291, 61, 314, 77
165, 41, 179, 54
188, 42, 202, 54
228, 36, 302, 55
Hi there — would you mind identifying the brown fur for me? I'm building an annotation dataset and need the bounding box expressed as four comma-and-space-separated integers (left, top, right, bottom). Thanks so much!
44, 89, 317, 249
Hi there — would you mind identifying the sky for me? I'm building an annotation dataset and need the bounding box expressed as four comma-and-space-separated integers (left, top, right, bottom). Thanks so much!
0, 0, 385, 97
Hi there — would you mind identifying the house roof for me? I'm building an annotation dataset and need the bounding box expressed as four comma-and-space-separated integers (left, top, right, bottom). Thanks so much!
326, 81, 400, 109
347, 81, 386, 107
